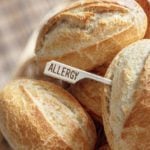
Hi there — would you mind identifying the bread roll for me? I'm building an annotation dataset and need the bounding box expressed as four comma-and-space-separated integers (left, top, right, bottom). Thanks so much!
0, 79, 96, 150
102, 39, 150, 150
136, 0, 150, 38
69, 63, 109, 121
35, 0, 147, 73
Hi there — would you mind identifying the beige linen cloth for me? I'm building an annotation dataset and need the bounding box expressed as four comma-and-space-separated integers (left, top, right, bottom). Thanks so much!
0, 0, 74, 88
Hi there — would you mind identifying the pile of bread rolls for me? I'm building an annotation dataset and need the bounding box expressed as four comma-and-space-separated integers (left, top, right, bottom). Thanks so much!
0, 0, 150, 149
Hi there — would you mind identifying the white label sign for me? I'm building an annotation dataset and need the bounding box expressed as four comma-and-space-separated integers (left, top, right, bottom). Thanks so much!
44, 60, 112, 85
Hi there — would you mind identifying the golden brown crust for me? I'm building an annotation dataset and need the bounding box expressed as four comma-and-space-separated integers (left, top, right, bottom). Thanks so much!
0, 79, 96, 150
35, 0, 147, 73
136, 0, 150, 38
121, 55, 150, 149
36, 24, 142, 72
35, 0, 129, 46
70, 79, 103, 121
102, 40, 150, 150
69, 63, 109, 121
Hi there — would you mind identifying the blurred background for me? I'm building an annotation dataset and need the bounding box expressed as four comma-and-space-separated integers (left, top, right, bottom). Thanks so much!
0, 0, 75, 88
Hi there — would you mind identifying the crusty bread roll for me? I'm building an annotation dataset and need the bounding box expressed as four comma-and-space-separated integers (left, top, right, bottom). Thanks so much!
69, 63, 109, 121
0, 79, 96, 150
136, 0, 150, 38
35, 0, 147, 73
102, 39, 150, 150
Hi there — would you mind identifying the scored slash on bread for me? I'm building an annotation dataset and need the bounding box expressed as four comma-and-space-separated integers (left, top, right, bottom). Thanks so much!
5, 0, 150, 149
121, 54, 150, 149
0, 79, 96, 150
102, 39, 150, 150
35, 0, 147, 74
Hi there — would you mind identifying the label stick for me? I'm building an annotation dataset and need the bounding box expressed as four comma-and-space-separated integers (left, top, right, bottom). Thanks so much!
44, 60, 112, 85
